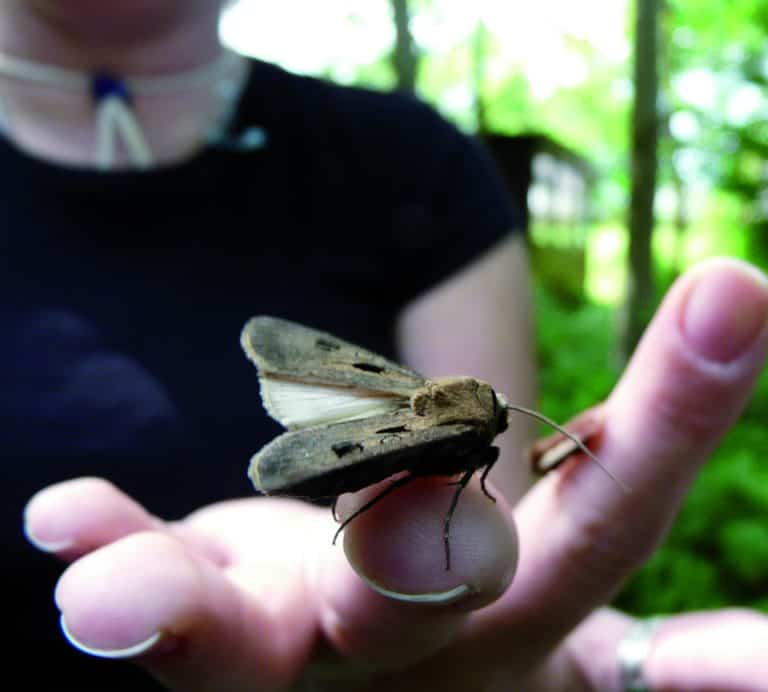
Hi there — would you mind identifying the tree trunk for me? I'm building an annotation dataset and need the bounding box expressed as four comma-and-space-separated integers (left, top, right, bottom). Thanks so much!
390, 0, 418, 93
621, 0, 660, 361
670, 157, 689, 280
472, 21, 488, 133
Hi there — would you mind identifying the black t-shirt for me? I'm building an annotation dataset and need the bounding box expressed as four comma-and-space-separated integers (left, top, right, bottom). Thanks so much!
1, 59, 521, 689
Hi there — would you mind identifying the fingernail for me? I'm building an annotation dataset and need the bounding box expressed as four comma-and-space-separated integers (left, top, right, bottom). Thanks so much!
22, 491, 75, 553
348, 562, 473, 605
358, 575, 473, 605
59, 615, 171, 659
23, 512, 74, 553
682, 262, 768, 362
23, 521, 73, 554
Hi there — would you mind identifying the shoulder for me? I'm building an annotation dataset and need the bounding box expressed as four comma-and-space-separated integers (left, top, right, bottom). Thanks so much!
236, 59, 521, 298
242, 59, 467, 166
247, 58, 439, 119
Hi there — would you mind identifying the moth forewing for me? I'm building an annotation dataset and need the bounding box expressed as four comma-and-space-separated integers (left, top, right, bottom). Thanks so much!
241, 316, 425, 396
249, 407, 487, 498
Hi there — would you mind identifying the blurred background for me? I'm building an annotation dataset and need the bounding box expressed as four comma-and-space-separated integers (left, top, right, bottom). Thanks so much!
221, 0, 768, 615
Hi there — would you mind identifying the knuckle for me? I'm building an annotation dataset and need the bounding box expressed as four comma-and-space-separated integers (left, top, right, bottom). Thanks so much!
641, 352, 744, 455
649, 394, 719, 451
556, 507, 655, 585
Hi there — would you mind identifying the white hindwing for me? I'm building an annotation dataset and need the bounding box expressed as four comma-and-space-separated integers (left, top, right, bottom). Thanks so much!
259, 376, 407, 429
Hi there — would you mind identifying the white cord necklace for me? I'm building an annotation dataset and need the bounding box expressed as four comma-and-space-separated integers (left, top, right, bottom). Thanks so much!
0, 50, 246, 169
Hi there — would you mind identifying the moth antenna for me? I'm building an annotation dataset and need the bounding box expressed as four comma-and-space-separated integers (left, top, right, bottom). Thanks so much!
505, 404, 631, 494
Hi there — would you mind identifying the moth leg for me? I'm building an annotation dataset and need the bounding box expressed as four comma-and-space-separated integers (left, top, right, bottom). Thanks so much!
332, 473, 416, 546
478, 446, 501, 503
443, 447, 501, 570
443, 469, 475, 571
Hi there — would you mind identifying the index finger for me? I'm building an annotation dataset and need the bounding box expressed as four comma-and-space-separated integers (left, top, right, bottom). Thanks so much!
471, 258, 768, 657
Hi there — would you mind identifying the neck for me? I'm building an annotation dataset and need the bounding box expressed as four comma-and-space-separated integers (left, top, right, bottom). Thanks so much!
1, 1, 223, 73
0, 1, 243, 168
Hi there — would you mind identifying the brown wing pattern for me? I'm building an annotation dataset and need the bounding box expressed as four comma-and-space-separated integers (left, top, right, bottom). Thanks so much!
249, 407, 485, 499
241, 316, 425, 396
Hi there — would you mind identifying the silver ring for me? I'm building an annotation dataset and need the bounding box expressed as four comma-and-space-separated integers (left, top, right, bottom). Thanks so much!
616, 616, 666, 691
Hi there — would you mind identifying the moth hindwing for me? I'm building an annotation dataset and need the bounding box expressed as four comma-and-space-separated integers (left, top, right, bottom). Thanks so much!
241, 316, 510, 570
241, 316, 427, 430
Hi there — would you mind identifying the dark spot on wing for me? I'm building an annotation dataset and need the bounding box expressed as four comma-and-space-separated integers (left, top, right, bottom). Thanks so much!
331, 441, 364, 457
375, 425, 408, 434
353, 362, 384, 373
316, 339, 340, 352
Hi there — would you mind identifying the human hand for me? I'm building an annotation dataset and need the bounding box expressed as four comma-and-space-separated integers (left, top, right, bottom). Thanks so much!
24, 258, 768, 691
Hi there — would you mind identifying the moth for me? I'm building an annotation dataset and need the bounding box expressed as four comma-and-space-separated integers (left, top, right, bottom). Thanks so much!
242, 316, 623, 569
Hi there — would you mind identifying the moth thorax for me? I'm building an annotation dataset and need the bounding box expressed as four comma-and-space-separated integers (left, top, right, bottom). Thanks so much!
410, 376, 497, 428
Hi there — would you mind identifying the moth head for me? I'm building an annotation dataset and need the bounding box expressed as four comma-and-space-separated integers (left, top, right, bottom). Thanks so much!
412, 377, 506, 436
493, 391, 509, 435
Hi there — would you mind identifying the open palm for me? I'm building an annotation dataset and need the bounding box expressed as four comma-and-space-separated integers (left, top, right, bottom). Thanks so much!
25, 259, 768, 691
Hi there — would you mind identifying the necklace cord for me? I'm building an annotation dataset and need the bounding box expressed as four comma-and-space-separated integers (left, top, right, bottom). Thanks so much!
0, 50, 246, 168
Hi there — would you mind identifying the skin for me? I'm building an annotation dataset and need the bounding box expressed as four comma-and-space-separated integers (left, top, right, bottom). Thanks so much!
13, 3, 768, 690
0, 1, 236, 166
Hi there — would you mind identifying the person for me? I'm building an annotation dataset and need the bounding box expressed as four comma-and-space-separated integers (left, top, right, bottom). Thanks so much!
8, 2, 768, 690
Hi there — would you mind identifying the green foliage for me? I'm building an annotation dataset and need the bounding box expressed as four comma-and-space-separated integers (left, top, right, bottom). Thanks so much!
481, 72, 534, 133
346, 2, 634, 220
344, 59, 397, 92
342, 2, 768, 616
667, 0, 767, 57
534, 281, 618, 420
618, 548, 729, 613
487, 60, 630, 179
536, 281, 768, 616
662, 0, 767, 268
720, 519, 768, 585
367, 0, 768, 620
617, 419, 768, 615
